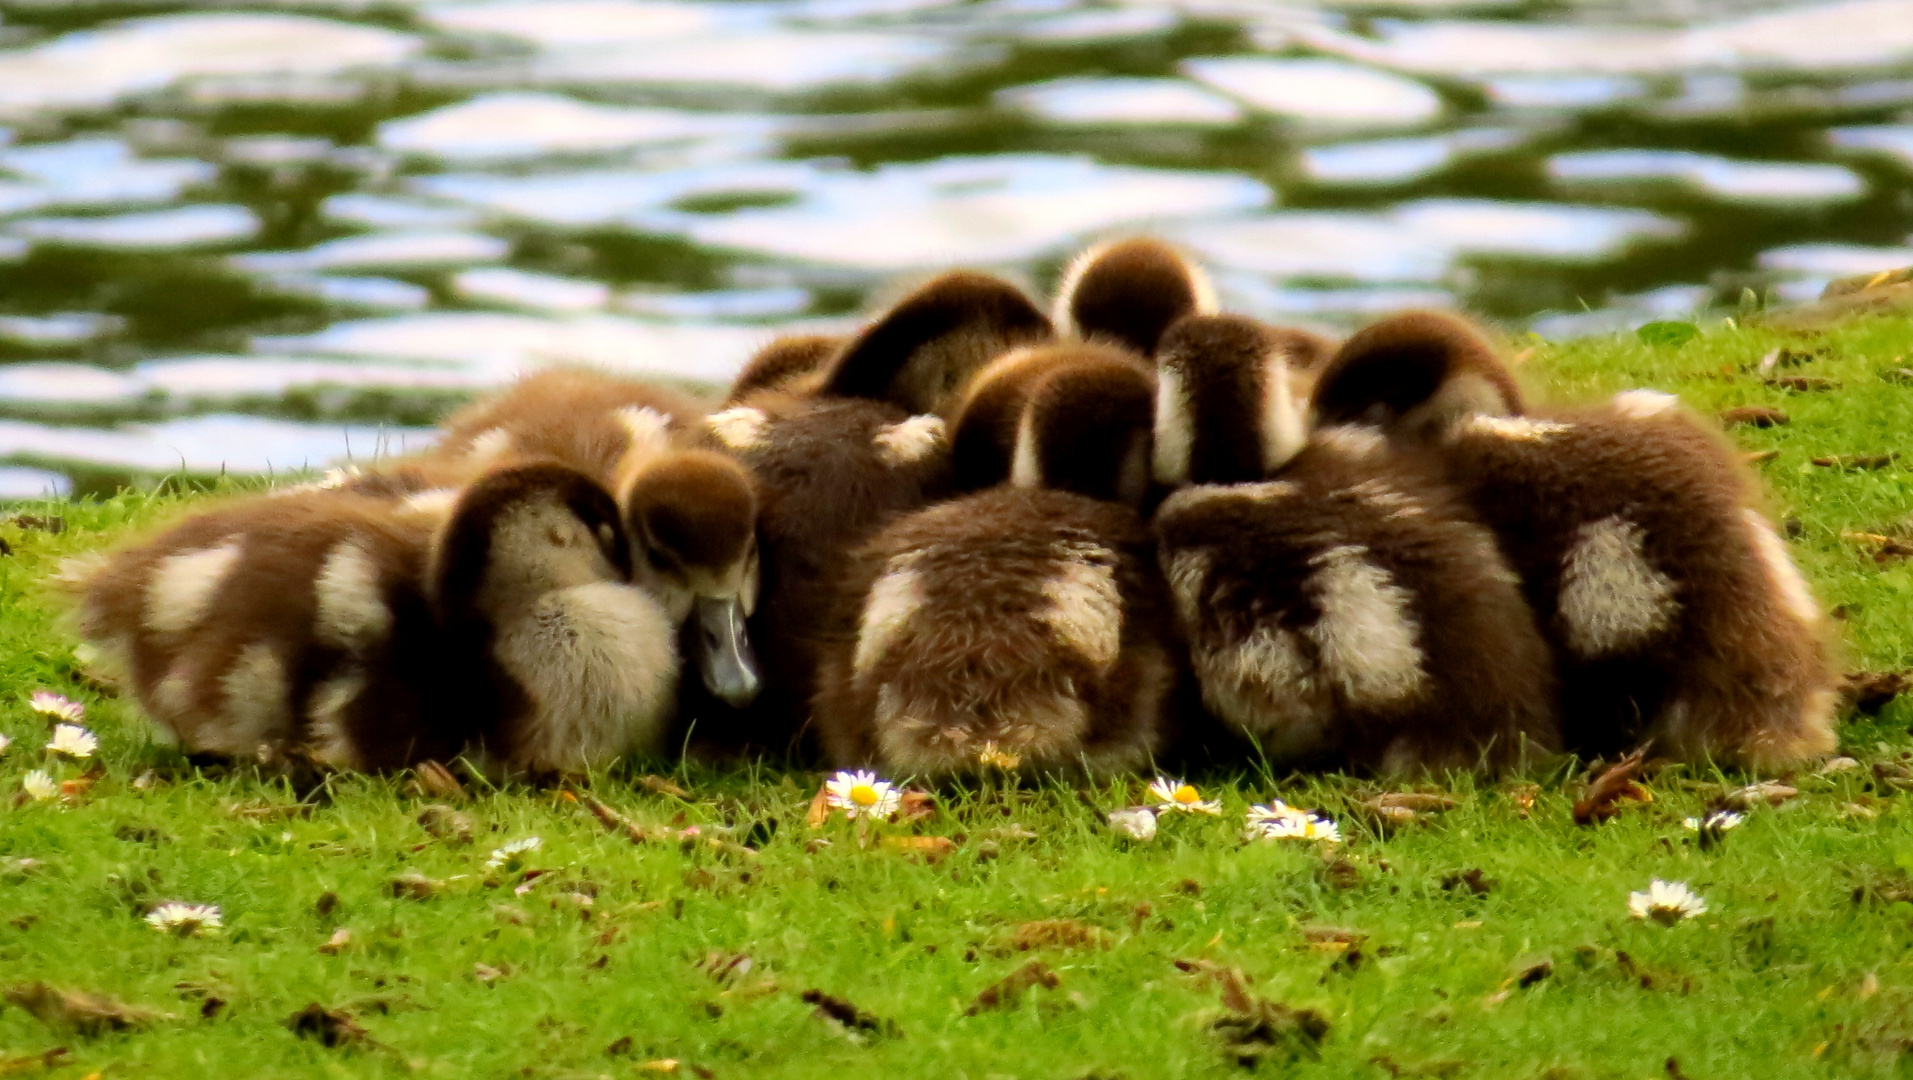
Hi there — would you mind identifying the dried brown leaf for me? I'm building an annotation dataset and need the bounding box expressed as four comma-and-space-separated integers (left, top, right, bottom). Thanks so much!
1813, 454, 1896, 470
1844, 671, 1912, 713
406, 760, 465, 800
0, 1048, 70, 1075
896, 790, 937, 823
1505, 783, 1539, 818
799, 989, 896, 1038
1572, 747, 1650, 825
1000, 919, 1107, 953
1769, 376, 1841, 392
880, 835, 955, 862
471, 963, 508, 986
416, 804, 473, 844
805, 785, 831, 829
387, 871, 443, 901
965, 960, 1061, 1015
318, 928, 352, 955
4, 983, 172, 1034
1723, 781, 1798, 810
639, 775, 691, 799
1440, 869, 1497, 896
1367, 792, 1456, 813
582, 795, 648, 844
284, 1003, 373, 1048
1720, 405, 1790, 427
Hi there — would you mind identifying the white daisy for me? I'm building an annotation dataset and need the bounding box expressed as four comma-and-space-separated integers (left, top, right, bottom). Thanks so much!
1245, 804, 1341, 844
45, 723, 97, 759
1682, 810, 1745, 833
824, 770, 901, 821
0, 732, 11, 756
1148, 777, 1222, 815
145, 901, 222, 936
29, 691, 83, 723
21, 769, 56, 801
485, 836, 543, 872
1107, 807, 1158, 842
1628, 879, 1707, 925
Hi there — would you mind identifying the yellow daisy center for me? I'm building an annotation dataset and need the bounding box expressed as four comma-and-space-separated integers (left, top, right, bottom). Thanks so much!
1173, 785, 1201, 805
850, 784, 879, 807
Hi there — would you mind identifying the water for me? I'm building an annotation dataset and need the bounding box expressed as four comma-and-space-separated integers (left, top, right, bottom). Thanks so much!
0, 0, 1908, 493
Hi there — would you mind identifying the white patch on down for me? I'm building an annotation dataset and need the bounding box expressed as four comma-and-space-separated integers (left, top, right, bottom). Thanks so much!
145, 540, 242, 636
1312, 424, 1387, 459
1348, 479, 1423, 517
706, 406, 769, 451
465, 426, 514, 464
492, 581, 678, 772
1152, 363, 1193, 486
304, 670, 365, 769
218, 642, 292, 754
1009, 406, 1043, 489
854, 556, 924, 676
1557, 515, 1679, 657
1259, 357, 1307, 471
1038, 550, 1122, 669
1611, 389, 1679, 420
874, 414, 945, 466
1304, 544, 1427, 707
1742, 508, 1820, 625
1195, 625, 1332, 759
402, 487, 460, 520
616, 405, 672, 457
314, 541, 390, 650
1163, 547, 1211, 628
1462, 414, 1573, 442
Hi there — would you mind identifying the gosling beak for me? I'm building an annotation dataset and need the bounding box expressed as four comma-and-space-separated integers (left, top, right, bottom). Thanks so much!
694, 595, 761, 707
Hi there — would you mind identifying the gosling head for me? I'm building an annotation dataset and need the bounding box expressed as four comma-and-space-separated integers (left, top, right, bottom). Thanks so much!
952, 342, 1155, 505
1051, 236, 1216, 357
622, 450, 763, 707
822, 270, 1052, 416
1153, 313, 1316, 487
1309, 310, 1523, 441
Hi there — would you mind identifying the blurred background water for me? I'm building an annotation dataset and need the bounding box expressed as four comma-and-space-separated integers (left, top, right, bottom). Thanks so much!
0, 0, 1907, 495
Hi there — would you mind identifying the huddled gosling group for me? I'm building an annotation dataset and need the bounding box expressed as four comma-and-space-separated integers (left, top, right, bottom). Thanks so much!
66, 238, 1840, 781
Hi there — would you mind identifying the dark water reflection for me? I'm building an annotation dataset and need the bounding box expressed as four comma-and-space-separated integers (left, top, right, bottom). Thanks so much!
0, 0, 1908, 494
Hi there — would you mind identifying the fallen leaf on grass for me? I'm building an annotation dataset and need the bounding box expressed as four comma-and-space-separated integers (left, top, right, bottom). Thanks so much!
1813, 454, 1896, 470
880, 835, 955, 862
4, 983, 172, 1034
284, 1003, 374, 1048
1723, 781, 1797, 810
1193, 965, 1330, 1067
581, 795, 648, 844
1720, 405, 1789, 427
1745, 449, 1780, 465
1844, 671, 1912, 712
416, 805, 473, 844
696, 952, 756, 984
966, 960, 1061, 1014
0, 1048, 70, 1075
896, 790, 937, 823
640, 775, 691, 799
996, 919, 1108, 954
1369, 1054, 1468, 1078
225, 800, 310, 822
5, 515, 63, 534
1573, 748, 1651, 825
1505, 783, 1539, 818
800, 989, 897, 1039
1440, 869, 1497, 896
387, 872, 443, 901
471, 963, 509, 986
318, 928, 352, 955
1769, 376, 1841, 392
405, 761, 465, 800
1366, 792, 1457, 813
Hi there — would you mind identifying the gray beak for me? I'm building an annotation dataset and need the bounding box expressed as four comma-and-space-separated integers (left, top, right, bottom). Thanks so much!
694, 595, 761, 707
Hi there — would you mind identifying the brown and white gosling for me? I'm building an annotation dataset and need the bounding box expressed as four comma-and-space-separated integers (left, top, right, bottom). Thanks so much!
1306, 310, 1838, 770
813, 344, 1179, 777
388, 368, 766, 707
73, 462, 679, 776
1150, 313, 1561, 775
682, 275, 1048, 751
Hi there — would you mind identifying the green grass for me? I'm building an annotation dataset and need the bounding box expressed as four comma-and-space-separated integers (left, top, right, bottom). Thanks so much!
9, 313, 1913, 1078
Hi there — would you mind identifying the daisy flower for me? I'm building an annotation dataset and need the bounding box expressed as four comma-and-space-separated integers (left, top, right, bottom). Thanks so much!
1107, 807, 1158, 842
45, 723, 97, 759
29, 691, 83, 723
824, 770, 901, 821
21, 770, 56, 801
1245, 803, 1341, 844
485, 836, 543, 872
145, 902, 222, 936
1628, 879, 1707, 925
0, 732, 11, 756
1682, 810, 1744, 833
1148, 777, 1222, 815
976, 742, 1021, 770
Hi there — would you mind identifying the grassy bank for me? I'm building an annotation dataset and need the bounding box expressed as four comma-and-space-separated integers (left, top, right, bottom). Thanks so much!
6, 313, 1913, 1079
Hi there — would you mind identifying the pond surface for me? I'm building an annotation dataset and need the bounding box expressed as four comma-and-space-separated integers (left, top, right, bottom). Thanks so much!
0, 0, 1909, 494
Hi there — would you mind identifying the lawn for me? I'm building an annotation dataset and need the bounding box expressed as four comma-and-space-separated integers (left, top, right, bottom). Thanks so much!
7, 311, 1913, 1078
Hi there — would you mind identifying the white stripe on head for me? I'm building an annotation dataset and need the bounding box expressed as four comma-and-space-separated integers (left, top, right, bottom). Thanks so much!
1009, 406, 1043, 489
1152, 363, 1193, 486
1259, 356, 1306, 472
